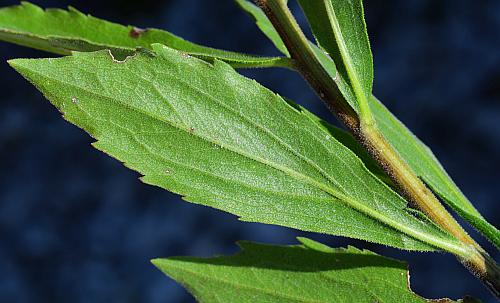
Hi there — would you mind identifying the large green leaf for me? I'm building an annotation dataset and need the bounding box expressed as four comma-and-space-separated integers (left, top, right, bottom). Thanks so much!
235, 0, 289, 56
0, 2, 291, 68
9, 45, 467, 254
369, 97, 500, 249
297, 0, 373, 113
153, 238, 461, 303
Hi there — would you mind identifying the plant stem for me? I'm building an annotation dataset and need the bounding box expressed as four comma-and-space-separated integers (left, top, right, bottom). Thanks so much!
361, 126, 477, 247
254, 0, 500, 297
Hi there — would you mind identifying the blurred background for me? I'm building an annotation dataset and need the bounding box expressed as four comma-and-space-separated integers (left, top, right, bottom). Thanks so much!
0, 0, 499, 302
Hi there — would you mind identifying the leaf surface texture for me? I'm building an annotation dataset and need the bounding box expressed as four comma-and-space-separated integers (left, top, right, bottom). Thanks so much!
9, 45, 464, 252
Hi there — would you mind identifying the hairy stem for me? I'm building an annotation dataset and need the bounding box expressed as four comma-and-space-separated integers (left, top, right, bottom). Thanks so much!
254, 0, 500, 297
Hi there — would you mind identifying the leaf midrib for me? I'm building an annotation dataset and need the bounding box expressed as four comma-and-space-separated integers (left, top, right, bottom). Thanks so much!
25, 61, 464, 254
93, 109, 333, 202
85, 106, 394, 240
153, 68, 349, 193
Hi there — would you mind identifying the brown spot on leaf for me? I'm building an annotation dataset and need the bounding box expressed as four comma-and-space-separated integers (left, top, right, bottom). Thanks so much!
129, 27, 146, 38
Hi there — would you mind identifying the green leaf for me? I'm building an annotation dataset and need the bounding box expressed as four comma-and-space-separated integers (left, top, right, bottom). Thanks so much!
241, 0, 499, 248
297, 0, 373, 114
369, 96, 500, 249
309, 40, 360, 112
0, 2, 292, 68
290, 100, 389, 184
152, 238, 459, 303
235, 0, 289, 56
9, 45, 468, 254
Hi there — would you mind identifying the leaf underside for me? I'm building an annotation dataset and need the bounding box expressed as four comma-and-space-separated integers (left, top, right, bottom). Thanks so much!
2, 0, 494, 250
240, 0, 500, 248
0, 4, 495, 300
9, 45, 461, 252
0, 2, 291, 68
153, 237, 458, 303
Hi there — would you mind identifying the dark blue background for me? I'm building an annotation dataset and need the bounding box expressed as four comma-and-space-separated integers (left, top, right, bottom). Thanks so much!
0, 0, 499, 302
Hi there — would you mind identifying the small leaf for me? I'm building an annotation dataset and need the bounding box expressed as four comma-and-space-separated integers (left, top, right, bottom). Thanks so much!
235, 0, 289, 56
152, 238, 460, 303
298, 0, 373, 112
0, 2, 292, 68
9, 45, 466, 253
369, 96, 500, 249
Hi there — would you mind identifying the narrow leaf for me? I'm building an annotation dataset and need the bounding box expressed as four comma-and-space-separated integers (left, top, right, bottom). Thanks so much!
369, 96, 500, 248
309, 40, 360, 112
0, 2, 292, 68
298, 0, 373, 112
152, 238, 460, 303
235, 0, 290, 56
9, 45, 466, 253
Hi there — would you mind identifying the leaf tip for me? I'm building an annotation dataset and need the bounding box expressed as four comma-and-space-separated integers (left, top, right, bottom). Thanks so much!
150, 258, 163, 268
150, 258, 177, 273
7, 58, 31, 76
7, 58, 21, 68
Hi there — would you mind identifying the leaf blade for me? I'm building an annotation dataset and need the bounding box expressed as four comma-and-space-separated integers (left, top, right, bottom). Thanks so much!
297, 0, 373, 112
0, 2, 291, 68
152, 238, 457, 303
9, 45, 466, 253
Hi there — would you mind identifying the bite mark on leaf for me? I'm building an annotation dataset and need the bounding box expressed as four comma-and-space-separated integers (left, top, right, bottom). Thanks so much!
107, 49, 137, 64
